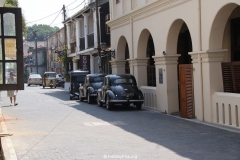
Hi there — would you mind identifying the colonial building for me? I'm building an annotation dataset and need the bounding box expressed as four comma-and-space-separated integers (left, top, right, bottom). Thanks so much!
64, 0, 111, 74
45, 27, 65, 74
107, 0, 240, 128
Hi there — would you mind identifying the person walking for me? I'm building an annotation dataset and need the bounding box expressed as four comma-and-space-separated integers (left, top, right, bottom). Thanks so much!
7, 71, 18, 106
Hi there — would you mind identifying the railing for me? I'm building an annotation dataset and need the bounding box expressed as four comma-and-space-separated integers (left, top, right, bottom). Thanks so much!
70, 42, 76, 53
212, 92, 240, 128
140, 86, 157, 109
80, 37, 85, 51
147, 65, 156, 87
87, 33, 94, 48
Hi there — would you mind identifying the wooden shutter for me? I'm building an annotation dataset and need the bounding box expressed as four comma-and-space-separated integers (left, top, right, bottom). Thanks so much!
179, 64, 194, 119
222, 62, 240, 93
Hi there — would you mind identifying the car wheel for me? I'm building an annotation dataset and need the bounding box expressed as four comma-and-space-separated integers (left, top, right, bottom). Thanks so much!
97, 94, 103, 107
28, 84, 30, 86
70, 96, 73, 100
87, 93, 92, 104
136, 103, 142, 110
106, 95, 113, 110
51, 86, 53, 89
43, 85, 45, 89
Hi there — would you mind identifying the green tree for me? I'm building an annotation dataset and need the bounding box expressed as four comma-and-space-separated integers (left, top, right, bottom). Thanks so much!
26, 24, 59, 41
4, 0, 27, 37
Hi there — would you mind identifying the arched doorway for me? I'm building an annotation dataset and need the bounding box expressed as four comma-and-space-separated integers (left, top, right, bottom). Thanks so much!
147, 35, 156, 86
125, 43, 130, 74
176, 22, 193, 118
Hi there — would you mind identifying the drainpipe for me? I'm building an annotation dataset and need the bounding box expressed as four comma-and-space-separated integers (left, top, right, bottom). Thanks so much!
198, 0, 204, 121
130, 16, 134, 76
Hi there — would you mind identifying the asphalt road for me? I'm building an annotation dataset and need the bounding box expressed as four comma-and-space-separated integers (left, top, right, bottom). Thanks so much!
0, 84, 240, 160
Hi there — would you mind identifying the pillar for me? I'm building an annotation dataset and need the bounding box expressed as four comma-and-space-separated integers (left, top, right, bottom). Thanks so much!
110, 60, 126, 74
66, 23, 71, 54
153, 55, 179, 113
83, 13, 90, 50
131, 58, 148, 87
75, 18, 82, 53
73, 58, 78, 71
200, 49, 226, 122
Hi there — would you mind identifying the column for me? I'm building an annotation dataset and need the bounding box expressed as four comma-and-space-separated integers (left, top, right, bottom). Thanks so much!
82, 13, 90, 50
75, 18, 82, 53
73, 58, 78, 71
190, 52, 204, 120
132, 58, 148, 87
93, 9, 97, 48
66, 23, 71, 54
110, 60, 126, 74
153, 55, 179, 113
200, 50, 226, 122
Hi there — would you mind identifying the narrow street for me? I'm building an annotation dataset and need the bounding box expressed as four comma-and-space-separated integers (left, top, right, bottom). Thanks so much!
0, 85, 240, 160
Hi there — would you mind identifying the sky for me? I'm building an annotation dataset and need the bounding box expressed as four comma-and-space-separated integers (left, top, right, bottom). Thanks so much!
18, 0, 87, 28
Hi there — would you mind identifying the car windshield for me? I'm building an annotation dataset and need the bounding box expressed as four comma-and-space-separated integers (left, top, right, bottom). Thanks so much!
72, 76, 85, 83
45, 74, 56, 78
113, 78, 134, 84
30, 74, 41, 78
90, 77, 104, 83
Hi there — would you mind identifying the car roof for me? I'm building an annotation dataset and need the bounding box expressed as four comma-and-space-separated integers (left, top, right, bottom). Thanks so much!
44, 72, 56, 74
106, 74, 134, 79
87, 73, 107, 77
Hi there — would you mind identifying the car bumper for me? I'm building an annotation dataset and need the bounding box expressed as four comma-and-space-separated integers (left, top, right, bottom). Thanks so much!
109, 100, 144, 103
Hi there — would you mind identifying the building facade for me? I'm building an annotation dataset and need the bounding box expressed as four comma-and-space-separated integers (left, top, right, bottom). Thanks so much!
107, 0, 240, 128
64, 0, 111, 74
46, 28, 65, 74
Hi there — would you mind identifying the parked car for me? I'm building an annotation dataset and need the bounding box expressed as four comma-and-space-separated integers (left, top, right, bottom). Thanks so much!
97, 74, 144, 110
27, 74, 42, 86
56, 74, 63, 81
79, 73, 106, 103
69, 70, 90, 100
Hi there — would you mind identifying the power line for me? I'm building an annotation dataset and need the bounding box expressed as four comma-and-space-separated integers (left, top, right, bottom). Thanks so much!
68, 0, 85, 11
26, 0, 80, 25
26, 9, 61, 24
49, 9, 62, 26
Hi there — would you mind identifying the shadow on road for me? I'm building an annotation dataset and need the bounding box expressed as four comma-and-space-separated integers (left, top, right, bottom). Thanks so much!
43, 89, 240, 160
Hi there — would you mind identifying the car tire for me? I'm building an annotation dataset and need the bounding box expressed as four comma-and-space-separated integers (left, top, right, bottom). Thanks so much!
43, 85, 45, 89
97, 94, 103, 107
28, 84, 30, 86
87, 93, 92, 104
106, 95, 113, 110
70, 96, 73, 100
136, 103, 142, 110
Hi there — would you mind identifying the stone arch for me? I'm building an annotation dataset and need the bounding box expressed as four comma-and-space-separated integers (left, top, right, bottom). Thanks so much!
116, 36, 128, 60
209, 3, 239, 50
166, 19, 193, 55
137, 29, 152, 58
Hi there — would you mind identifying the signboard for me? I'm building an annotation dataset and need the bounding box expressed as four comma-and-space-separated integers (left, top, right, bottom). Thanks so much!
159, 68, 163, 84
80, 55, 90, 71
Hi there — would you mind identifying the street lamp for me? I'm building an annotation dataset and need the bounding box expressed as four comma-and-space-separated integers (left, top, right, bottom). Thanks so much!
100, 42, 115, 59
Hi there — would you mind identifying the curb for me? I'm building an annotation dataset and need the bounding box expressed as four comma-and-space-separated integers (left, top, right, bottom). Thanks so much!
0, 108, 18, 160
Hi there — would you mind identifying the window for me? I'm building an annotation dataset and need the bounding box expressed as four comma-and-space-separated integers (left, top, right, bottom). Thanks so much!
0, 8, 24, 90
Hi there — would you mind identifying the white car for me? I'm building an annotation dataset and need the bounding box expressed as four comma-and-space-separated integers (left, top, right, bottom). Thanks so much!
28, 74, 42, 86
56, 74, 63, 81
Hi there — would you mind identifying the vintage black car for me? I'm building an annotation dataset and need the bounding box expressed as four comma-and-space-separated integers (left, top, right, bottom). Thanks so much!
69, 70, 89, 100
97, 74, 144, 110
79, 73, 106, 103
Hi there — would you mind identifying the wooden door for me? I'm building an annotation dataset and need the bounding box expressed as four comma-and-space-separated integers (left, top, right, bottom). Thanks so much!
179, 64, 194, 118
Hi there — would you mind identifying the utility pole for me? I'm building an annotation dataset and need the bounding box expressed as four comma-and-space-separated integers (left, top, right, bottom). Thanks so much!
33, 30, 38, 74
63, 5, 68, 76
96, 0, 101, 73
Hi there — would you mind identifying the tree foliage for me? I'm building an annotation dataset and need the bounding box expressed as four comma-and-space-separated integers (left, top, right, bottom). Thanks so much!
4, 0, 27, 37
26, 24, 60, 41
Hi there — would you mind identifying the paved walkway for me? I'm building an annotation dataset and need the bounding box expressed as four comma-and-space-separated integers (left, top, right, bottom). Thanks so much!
0, 85, 240, 160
